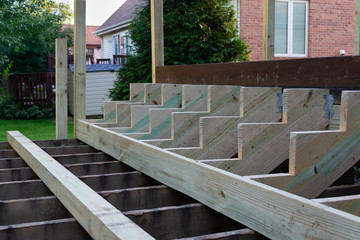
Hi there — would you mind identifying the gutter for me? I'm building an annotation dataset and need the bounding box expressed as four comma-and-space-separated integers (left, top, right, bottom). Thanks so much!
94, 19, 133, 36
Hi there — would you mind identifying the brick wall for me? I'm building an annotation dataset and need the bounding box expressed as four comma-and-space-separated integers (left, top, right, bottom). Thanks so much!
308, 0, 355, 58
239, 0, 356, 60
240, 0, 265, 61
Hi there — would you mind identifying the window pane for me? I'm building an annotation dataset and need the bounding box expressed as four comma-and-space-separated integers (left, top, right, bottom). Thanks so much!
275, 2, 288, 54
293, 3, 306, 54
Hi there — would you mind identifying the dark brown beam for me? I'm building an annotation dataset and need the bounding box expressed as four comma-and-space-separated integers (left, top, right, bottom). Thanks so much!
0, 204, 258, 240
0, 186, 196, 226
0, 152, 115, 169
0, 172, 160, 200
175, 229, 267, 240
0, 218, 92, 240
156, 56, 360, 88
0, 161, 134, 182
0, 145, 97, 159
125, 203, 245, 239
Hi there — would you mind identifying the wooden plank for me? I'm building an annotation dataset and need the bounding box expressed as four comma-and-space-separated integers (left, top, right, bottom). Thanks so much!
0, 186, 196, 226
55, 38, 68, 139
151, 0, 164, 83
263, 0, 275, 60
355, 0, 360, 55
124, 203, 244, 239
7, 131, 154, 240
155, 56, 360, 88
250, 91, 360, 198
76, 120, 360, 240
314, 195, 360, 217
174, 229, 266, 240
226, 89, 329, 175
73, 0, 86, 138
112, 84, 208, 137
169, 87, 281, 159
0, 161, 133, 182
0, 218, 92, 240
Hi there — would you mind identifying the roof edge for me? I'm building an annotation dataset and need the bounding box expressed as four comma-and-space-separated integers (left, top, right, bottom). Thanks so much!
94, 19, 132, 36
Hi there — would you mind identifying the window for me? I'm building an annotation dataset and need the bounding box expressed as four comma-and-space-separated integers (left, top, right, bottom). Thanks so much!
275, 0, 308, 57
113, 34, 129, 55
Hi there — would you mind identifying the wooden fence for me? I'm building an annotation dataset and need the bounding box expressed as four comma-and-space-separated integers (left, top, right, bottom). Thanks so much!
8, 72, 55, 108
47, 54, 94, 71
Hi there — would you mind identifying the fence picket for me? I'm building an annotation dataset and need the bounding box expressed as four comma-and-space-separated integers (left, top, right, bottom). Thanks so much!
8, 72, 55, 108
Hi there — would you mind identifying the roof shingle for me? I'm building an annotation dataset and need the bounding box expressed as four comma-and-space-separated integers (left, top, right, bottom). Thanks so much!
96, 0, 144, 33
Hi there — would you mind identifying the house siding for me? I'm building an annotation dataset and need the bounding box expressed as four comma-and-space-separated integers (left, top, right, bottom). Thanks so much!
239, 0, 356, 60
102, 34, 114, 61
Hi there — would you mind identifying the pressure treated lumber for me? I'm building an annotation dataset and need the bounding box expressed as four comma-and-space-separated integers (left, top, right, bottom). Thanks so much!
125, 85, 240, 143
151, 0, 164, 83
55, 38, 68, 139
95, 83, 158, 124
7, 131, 154, 240
314, 195, 360, 217
168, 87, 281, 159
77, 120, 360, 240
251, 91, 360, 198
355, 0, 360, 54
96, 84, 182, 129
73, 0, 86, 137
110, 84, 207, 135
219, 89, 330, 175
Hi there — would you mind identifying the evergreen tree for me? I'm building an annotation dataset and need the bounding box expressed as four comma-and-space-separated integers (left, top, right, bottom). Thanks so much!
109, 0, 250, 100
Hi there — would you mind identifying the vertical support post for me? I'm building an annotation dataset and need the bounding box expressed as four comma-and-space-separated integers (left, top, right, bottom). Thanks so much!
73, 0, 86, 137
263, 0, 275, 60
55, 38, 68, 139
151, 0, 164, 83
355, 0, 360, 55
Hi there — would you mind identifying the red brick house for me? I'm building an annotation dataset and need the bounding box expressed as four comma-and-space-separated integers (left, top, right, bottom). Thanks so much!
96, 0, 357, 61
240, 0, 356, 60
63, 25, 102, 63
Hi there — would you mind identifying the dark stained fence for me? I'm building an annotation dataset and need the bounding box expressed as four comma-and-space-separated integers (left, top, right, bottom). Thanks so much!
156, 56, 360, 89
47, 54, 94, 71
8, 72, 55, 108
113, 55, 128, 64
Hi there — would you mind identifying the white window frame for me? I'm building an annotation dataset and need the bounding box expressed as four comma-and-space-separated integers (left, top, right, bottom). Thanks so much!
275, 0, 309, 58
112, 33, 129, 56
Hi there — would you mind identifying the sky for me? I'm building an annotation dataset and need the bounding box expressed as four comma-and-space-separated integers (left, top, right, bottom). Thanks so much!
55, 0, 127, 26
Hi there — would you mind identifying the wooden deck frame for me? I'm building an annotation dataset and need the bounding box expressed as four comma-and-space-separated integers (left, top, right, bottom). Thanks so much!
6, 131, 154, 240
76, 120, 360, 240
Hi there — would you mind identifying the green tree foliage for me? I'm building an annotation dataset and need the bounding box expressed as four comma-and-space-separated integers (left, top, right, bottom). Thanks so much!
109, 0, 250, 100
0, 0, 72, 74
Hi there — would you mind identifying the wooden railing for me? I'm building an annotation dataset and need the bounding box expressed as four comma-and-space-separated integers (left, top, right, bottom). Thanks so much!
113, 55, 128, 65
8, 72, 55, 108
47, 54, 95, 71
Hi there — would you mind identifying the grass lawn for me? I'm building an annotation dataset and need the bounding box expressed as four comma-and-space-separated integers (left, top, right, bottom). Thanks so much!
0, 118, 74, 142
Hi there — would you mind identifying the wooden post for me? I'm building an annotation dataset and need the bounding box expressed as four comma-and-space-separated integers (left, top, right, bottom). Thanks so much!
263, 0, 275, 60
73, 0, 86, 137
151, 0, 164, 83
355, 0, 360, 55
55, 39, 68, 139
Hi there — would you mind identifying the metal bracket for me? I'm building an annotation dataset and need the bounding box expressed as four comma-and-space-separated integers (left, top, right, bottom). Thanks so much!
323, 94, 335, 118
277, 93, 283, 113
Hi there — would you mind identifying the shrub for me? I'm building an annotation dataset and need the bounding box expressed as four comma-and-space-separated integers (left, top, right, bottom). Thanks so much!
109, 0, 250, 100
0, 95, 55, 120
